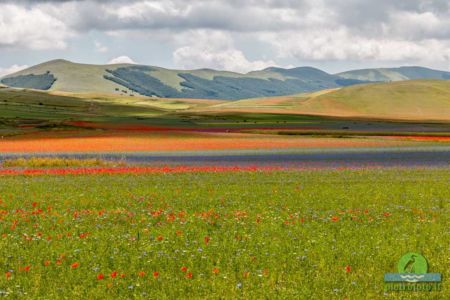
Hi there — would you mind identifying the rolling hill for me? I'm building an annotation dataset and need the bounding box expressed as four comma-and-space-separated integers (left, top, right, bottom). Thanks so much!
205, 80, 450, 121
0, 60, 130, 94
1, 79, 450, 138
338, 66, 450, 82
2, 60, 450, 122
1, 60, 367, 100
0, 86, 225, 121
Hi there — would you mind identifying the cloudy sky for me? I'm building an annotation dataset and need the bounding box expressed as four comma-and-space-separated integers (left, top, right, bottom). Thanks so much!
1, 0, 450, 76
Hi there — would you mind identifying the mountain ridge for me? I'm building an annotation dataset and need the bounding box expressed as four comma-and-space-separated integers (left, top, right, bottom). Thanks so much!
338, 66, 450, 82
2, 60, 449, 100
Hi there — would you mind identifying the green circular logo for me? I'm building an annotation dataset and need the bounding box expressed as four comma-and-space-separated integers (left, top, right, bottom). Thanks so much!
397, 252, 428, 274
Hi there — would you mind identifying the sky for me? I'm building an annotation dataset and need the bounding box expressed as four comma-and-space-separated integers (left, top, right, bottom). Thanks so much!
1, 0, 450, 77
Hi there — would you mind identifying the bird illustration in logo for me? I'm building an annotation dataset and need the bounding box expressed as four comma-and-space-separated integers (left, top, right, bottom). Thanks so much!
403, 254, 417, 273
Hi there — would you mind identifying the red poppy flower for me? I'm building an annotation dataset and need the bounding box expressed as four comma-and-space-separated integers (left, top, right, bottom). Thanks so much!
138, 271, 145, 277
156, 235, 164, 241
153, 272, 159, 278
71, 262, 79, 269
204, 236, 210, 245
97, 273, 104, 280
180, 266, 188, 272
186, 272, 193, 279
21, 265, 31, 272
345, 265, 351, 273
43, 260, 51, 266
331, 216, 340, 222
111, 271, 118, 278
79, 232, 89, 239
5, 272, 11, 279
212, 268, 219, 274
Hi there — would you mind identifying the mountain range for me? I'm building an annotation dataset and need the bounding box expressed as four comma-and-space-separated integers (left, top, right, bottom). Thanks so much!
1, 59, 450, 100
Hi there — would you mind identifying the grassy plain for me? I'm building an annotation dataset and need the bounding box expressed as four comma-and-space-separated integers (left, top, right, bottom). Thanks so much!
1, 81, 450, 140
206, 80, 450, 121
1, 157, 123, 168
0, 169, 448, 299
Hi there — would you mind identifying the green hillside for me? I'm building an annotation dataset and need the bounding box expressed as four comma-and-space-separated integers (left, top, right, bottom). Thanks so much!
338, 66, 450, 82
211, 80, 450, 121
291, 80, 450, 121
1, 60, 365, 100
0, 60, 129, 93
0, 86, 225, 129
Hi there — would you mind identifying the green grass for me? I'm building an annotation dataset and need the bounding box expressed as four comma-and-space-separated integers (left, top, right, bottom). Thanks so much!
0, 88, 217, 132
299, 80, 450, 121
0, 169, 448, 298
1, 157, 125, 168
1, 84, 449, 138
215, 80, 450, 121
2, 59, 129, 94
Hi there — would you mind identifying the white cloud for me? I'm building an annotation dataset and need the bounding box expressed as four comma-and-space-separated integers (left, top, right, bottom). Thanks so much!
0, 64, 29, 78
388, 11, 450, 40
173, 30, 276, 73
1, 1, 450, 71
107, 56, 136, 64
0, 4, 71, 49
263, 28, 450, 65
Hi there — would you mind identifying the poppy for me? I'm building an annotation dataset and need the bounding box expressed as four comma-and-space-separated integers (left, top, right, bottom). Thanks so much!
97, 273, 105, 280
153, 272, 159, 278
71, 262, 79, 269
186, 272, 193, 279
180, 266, 188, 273
79, 233, 89, 239
21, 266, 31, 272
111, 271, 118, 278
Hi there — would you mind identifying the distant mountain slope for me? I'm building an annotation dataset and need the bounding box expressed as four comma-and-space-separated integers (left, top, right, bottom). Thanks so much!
208, 80, 450, 121
3, 60, 450, 100
0, 60, 130, 93
1, 60, 366, 100
338, 66, 450, 82
298, 80, 450, 120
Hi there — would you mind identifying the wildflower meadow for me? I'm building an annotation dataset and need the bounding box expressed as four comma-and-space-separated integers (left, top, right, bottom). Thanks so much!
0, 168, 448, 298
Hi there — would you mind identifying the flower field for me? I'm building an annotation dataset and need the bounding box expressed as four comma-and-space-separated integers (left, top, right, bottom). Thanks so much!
0, 130, 425, 153
0, 168, 448, 298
